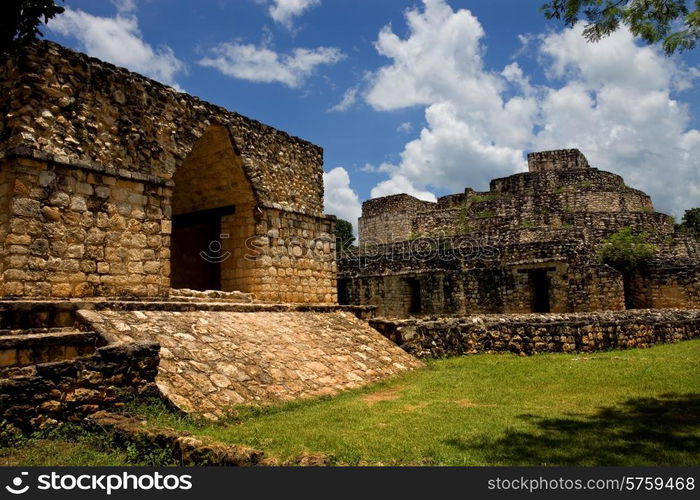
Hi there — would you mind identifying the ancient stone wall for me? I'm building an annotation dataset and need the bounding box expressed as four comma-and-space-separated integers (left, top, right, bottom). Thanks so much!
358, 194, 435, 246
0, 41, 337, 303
0, 156, 171, 297
370, 309, 700, 358
249, 208, 337, 303
0, 41, 324, 216
0, 341, 159, 430
527, 149, 590, 172
340, 237, 627, 317
628, 266, 700, 309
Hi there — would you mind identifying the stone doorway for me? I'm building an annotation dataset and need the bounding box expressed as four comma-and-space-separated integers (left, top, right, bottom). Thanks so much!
405, 278, 422, 315
170, 126, 256, 292
171, 206, 235, 291
337, 279, 351, 306
528, 269, 551, 313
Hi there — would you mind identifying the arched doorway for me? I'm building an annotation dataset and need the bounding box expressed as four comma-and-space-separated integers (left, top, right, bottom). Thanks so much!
170, 126, 256, 292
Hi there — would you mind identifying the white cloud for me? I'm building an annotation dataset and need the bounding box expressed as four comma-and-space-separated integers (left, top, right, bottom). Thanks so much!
532, 26, 700, 217
323, 167, 362, 233
49, 7, 184, 87
111, 0, 137, 15
330, 86, 358, 112
397, 122, 413, 133
268, 0, 320, 30
362, 0, 700, 218
199, 42, 343, 88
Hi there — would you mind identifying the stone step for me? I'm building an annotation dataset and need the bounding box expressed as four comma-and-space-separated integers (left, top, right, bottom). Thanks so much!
0, 327, 79, 337
0, 330, 100, 369
168, 289, 255, 303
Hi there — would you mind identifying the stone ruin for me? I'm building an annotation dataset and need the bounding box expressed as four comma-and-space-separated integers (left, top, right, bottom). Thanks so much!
0, 41, 419, 425
0, 41, 697, 430
0, 41, 336, 303
339, 149, 700, 317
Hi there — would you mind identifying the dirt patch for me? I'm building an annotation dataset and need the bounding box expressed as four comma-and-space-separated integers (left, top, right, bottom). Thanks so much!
362, 386, 405, 406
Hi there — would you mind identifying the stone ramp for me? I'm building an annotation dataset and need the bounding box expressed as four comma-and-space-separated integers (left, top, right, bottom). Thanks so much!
78, 310, 422, 419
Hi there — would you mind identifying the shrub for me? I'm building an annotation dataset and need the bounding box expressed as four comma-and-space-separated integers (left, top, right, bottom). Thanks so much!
597, 228, 656, 273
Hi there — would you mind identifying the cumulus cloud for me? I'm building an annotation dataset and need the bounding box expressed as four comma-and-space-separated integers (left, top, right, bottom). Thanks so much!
323, 167, 362, 233
532, 26, 700, 216
268, 0, 320, 30
199, 42, 343, 88
49, 7, 184, 87
363, 0, 700, 218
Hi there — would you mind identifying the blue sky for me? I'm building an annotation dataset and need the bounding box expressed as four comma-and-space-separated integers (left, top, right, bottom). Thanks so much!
46, 0, 700, 230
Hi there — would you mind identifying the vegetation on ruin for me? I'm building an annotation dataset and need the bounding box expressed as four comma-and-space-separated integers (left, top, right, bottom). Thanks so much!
457, 201, 473, 234
335, 218, 357, 252
468, 193, 503, 203
476, 209, 496, 219
679, 207, 700, 239
0, 0, 64, 53
598, 227, 657, 273
542, 0, 700, 55
121, 340, 699, 466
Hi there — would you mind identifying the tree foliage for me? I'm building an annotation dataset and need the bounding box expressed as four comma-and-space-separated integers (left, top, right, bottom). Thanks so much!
541, 0, 700, 55
335, 219, 357, 252
679, 207, 700, 238
598, 227, 657, 273
1, 0, 65, 54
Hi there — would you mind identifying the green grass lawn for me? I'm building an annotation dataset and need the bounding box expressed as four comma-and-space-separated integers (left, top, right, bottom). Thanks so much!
0, 427, 133, 466
3, 340, 699, 466
132, 339, 700, 466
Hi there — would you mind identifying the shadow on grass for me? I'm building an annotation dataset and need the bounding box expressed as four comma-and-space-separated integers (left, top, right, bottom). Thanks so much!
446, 393, 700, 466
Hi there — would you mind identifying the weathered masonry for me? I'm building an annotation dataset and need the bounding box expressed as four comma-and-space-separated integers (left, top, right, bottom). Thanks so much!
0, 41, 427, 426
0, 41, 336, 303
340, 149, 700, 317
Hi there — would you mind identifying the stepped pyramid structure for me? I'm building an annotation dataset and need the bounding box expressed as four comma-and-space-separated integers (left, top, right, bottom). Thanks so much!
339, 149, 699, 317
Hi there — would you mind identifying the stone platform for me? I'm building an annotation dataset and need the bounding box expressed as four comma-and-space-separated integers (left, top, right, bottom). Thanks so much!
78, 307, 422, 419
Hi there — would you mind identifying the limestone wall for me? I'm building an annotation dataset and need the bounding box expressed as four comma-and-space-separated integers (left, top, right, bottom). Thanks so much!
340, 236, 627, 317
370, 309, 700, 358
0, 157, 171, 298
249, 208, 337, 303
358, 194, 435, 246
0, 41, 337, 303
628, 266, 700, 309
0, 41, 324, 216
527, 149, 590, 172
0, 341, 159, 430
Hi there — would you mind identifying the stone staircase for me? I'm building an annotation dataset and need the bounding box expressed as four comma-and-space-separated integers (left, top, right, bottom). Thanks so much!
0, 328, 100, 370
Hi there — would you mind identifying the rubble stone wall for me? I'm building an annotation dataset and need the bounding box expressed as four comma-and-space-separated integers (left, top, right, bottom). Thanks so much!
370, 309, 700, 358
0, 342, 159, 430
